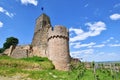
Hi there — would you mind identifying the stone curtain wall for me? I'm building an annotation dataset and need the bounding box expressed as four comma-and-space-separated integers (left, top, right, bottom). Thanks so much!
48, 26, 71, 71
11, 45, 30, 58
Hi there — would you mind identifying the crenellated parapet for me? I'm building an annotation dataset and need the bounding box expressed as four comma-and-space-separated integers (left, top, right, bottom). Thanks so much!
48, 25, 69, 41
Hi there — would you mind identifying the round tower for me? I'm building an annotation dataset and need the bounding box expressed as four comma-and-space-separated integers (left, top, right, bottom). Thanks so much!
48, 25, 71, 71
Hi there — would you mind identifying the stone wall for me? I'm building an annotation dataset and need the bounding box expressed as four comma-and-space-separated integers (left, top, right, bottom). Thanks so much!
32, 46, 48, 57
11, 45, 31, 58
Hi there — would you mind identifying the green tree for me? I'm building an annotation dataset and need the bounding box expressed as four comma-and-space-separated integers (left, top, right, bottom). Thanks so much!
0, 48, 4, 53
3, 37, 19, 49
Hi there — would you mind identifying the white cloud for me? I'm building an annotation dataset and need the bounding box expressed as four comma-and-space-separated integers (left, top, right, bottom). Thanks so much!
106, 37, 114, 42
71, 45, 120, 61
79, 42, 96, 48
71, 42, 96, 48
93, 44, 105, 48
71, 49, 94, 54
102, 37, 114, 44
70, 21, 106, 42
70, 41, 105, 49
110, 13, 120, 20
69, 27, 84, 35
71, 50, 120, 62
114, 3, 120, 8
91, 52, 120, 62
0, 21, 3, 28
0, 7, 4, 12
5, 12, 14, 18
0, 6, 14, 18
108, 44, 120, 47
85, 21, 106, 36
20, 0, 38, 6
70, 49, 94, 60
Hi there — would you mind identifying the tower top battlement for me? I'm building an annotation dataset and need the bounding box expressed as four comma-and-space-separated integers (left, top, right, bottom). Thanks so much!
48, 25, 69, 37
35, 13, 51, 33
36, 13, 50, 22
32, 13, 51, 47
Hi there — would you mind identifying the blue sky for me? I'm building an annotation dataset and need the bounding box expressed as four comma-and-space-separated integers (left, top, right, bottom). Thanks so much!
0, 0, 120, 62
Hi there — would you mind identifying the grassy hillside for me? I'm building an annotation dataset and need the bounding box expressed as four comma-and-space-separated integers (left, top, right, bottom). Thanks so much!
0, 55, 120, 80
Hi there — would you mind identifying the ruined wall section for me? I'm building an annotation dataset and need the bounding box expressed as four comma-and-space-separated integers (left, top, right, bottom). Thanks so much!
10, 45, 32, 58
48, 26, 71, 71
32, 14, 51, 57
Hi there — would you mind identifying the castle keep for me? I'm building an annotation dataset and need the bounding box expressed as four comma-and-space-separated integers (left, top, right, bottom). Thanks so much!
32, 14, 51, 47
4, 13, 71, 71
32, 14, 51, 57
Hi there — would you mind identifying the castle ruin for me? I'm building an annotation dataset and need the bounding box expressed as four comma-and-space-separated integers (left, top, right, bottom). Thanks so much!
3, 13, 71, 71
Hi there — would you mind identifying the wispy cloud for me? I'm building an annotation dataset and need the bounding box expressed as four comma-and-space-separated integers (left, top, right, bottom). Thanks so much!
102, 37, 114, 43
71, 49, 94, 54
70, 49, 94, 60
90, 52, 120, 62
108, 44, 120, 47
0, 6, 14, 18
110, 13, 120, 20
0, 21, 3, 28
70, 42, 96, 48
20, 0, 38, 6
114, 3, 120, 8
69, 21, 106, 42
71, 50, 120, 62
84, 4, 89, 8
70, 41, 105, 49
93, 44, 105, 48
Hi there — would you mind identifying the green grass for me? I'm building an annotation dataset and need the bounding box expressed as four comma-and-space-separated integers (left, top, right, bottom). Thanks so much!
80, 69, 120, 80
0, 56, 54, 70
0, 55, 120, 80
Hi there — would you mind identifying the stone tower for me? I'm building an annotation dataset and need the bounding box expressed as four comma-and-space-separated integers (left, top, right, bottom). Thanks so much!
48, 26, 71, 71
32, 13, 51, 57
